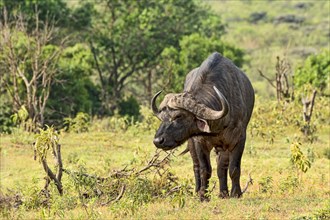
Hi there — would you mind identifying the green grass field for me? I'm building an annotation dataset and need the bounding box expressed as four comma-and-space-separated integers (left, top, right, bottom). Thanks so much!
1, 1, 329, 219
1, 99, 329, 219
207, 0, 330, 98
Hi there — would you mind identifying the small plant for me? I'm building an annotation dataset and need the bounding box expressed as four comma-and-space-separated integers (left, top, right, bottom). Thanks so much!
170, 181, 192, 209
135, 106, 160, 132
279, 175, 299, 194
306, 147, 316, 163
34, 125, 63, 195
290, 141, 311, 174
11, 105, 29, 127
10, 105, 34, 144
323, 148, 330, 160
247, 144, 257, 156
64, 112, 90, 133
258, 176, 273, 194
108, 115, 131, 132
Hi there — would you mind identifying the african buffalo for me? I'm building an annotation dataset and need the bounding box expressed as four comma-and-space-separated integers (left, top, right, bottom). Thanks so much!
151, 52, 254, 200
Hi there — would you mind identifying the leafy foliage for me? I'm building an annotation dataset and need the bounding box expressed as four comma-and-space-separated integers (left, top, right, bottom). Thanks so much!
10, 105, 28, 126
294, 49, 330, 94
290, 141, 311, 173
88, 0, 229, 113
134, 106, 160, 133
47, 44, 100, 124
0, 1, 329, 219
64, 112, 90, 133
279, 175, 299, 194
0, 99, 13, 133
10, 105, 35, 133
258, 176, 273, 194
118, 96, 141, 120
34, 125, 59, 161
159, 33, 244, 92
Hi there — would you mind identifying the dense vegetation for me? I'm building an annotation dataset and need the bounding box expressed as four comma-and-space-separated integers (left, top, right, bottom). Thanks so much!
0, 0, 329, 219
0, 0, 244, 130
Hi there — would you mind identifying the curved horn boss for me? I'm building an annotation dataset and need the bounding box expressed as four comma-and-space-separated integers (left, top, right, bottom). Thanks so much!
167, 86, 229, 120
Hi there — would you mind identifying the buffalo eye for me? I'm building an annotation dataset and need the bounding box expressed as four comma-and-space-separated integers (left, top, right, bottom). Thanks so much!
173, 114, 183, 121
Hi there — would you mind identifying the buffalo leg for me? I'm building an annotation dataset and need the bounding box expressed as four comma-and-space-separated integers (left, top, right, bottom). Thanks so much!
195, 141, 212, 201
229, 134, 246, 197
216, 149, 229, 198
188, 139, 201, 193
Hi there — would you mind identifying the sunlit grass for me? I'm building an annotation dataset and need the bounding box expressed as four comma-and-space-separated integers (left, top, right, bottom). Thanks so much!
1, 104, 329, 219
204, 0, 330, 98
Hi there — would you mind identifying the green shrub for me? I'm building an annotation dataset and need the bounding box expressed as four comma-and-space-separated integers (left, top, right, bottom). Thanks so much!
279, 175, 299, 194
0, 96, 14, 133
323, 148, 330, 160
294, 49, 330, 95
133, 105, 160, 133
290, 141, 311, 174
258, 176, 273, 194
63, 112, 90, 133
118, 96, 141, 121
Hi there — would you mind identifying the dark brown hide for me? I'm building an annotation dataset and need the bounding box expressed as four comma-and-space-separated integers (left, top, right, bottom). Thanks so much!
152, 52, 254, 200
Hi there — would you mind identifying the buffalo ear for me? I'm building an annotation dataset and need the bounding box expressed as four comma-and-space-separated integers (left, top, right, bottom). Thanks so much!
196, 117, 211, 133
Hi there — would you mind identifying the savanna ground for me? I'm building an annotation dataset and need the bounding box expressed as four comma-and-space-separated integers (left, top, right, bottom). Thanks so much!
1, 97, 329, 219
1, 1, 330, 219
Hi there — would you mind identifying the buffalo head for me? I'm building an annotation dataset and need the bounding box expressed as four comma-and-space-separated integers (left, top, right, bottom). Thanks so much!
151, 86, 229, 150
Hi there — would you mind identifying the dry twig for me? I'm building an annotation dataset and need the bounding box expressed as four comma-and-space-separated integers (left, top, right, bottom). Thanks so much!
242, 172, 253, 194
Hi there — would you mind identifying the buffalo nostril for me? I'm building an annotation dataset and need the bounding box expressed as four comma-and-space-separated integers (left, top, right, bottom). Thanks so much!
153, 137, 165, 146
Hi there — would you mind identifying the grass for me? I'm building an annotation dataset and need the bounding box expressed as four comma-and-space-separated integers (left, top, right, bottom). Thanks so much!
204, 0, 330, 97
1, 99, 329, 219
1, 2, 329, 218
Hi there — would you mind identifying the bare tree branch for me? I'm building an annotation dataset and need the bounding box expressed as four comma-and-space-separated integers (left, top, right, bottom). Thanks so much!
258, 69, 276, 88
0, 9, 66, 127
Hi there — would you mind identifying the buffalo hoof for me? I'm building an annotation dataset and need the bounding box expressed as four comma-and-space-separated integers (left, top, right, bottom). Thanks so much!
230, 185, 242, 198
219, 190, 229, 199
230, 191, 242, 198
199, 195, 210, 202
198, 191, 210, 202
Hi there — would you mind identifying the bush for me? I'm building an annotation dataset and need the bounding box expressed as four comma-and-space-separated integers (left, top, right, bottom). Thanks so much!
118, 96, 141, 121
0, 96, 14, 133
63, 112, 90, 133
294, 49, 330, 95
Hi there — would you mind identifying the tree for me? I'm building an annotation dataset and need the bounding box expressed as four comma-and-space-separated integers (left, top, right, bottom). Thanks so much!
0, 10, 66, 128
0, 0, 69, 27
258, 56, 294, 102
46, 44, 101, 124
158, 33, 244, 92
89, 0, 225, 114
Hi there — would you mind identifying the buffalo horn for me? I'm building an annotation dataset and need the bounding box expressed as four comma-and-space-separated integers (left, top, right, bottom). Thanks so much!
151, 90, 162, 115
168, 86, 229, 120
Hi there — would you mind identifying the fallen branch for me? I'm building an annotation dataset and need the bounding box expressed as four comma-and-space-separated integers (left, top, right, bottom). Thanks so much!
134, 149, 175, 175
113, 185, 126, 202
101, 184, 126, 206
62, 168, 108, 182
165, 185, 182, 197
